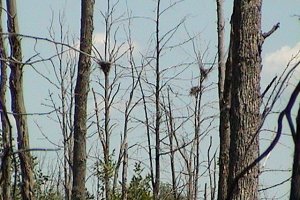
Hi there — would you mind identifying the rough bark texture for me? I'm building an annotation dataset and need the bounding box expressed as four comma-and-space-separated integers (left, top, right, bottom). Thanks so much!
6, 1, 35, 199
290, 104, 300, 200
71, 0, 95, 199
216, 0, 230, 199
227, 0, 262, 199
0, 1, 12, 199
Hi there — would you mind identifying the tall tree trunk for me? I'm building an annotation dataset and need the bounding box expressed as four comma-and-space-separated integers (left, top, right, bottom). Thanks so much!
71, 0, 95, 199
0, 1, 12, 199
166, 88, 177, 200
290, 101, 300, 200
103, 62, 111, 200
153, 0, 161, 199
6, 1, 35, 199
216, 0, 230, 200
227, 0, 262, 199
192, 74, 204, 200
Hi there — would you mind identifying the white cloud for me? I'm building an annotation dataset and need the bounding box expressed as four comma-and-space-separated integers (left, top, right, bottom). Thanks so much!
263, 42, 300, 76
93, 33, 106, 47
92, 33, 106, 57
92, 32, 140, 60
262, 42, 300, 88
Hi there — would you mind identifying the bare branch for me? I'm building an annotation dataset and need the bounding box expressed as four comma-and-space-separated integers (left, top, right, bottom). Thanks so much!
262, 22, 280, 39
261, 76, 277, 99
0, 148, 61, 158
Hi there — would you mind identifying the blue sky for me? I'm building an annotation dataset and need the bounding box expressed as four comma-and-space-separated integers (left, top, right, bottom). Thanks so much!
3, 0, 300, 198
17, 0, 300, 83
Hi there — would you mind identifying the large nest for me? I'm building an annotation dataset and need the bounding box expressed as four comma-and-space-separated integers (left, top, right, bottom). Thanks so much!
97, 61, 112, 74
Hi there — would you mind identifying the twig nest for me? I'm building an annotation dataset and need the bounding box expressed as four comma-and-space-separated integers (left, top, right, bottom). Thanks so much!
97, 60, 112, 74
189, 86, 202, 96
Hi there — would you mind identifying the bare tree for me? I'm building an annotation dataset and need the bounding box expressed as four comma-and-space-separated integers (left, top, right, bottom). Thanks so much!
115, 32, 142, 200
99, 61, 113, 200
290, 81, 300, 199
72, 0, 95, 199
153, 1, 162, 198
137, 1, 215, 198
226, 0, 262, 199
163, 88, 178, 200
45, 18, 77, 199
6, 0, 35, 199
139, 0, 164, 198
215, 0, 230, 200
1, 1, 296, 199
0, 0, 12, 199
87, 1, 145, 199
121, 142, 128, 200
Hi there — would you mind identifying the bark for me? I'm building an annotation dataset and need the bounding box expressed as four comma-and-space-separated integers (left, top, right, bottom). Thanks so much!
121, 143, 128, 200
0, 0, 12, 199
290, 102, 300, 200
193, 74, 204, 200
6, 1, 35, 199
226, 0, 262, 199
154, 0, 161, 199
103, 62, 111, 200
166, 88, 177, 200
60, 47, 74, 200
216, 0, 226, 99
64, 133, 73, 200
216, 0, 230, 199
119, 58, 137, 200
71, 0, 95, 199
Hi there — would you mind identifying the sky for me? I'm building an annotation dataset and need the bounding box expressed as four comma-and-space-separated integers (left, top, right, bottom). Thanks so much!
16, 0, 300, 85
2, 0, 300, 198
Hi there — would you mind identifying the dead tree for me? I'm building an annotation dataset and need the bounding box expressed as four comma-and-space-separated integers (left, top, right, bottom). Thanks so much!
72, 0, 95, 199
6, 0, 35, 199
226, 0, 262, 199
215, 0, 230, 199
0, 0, 12, 199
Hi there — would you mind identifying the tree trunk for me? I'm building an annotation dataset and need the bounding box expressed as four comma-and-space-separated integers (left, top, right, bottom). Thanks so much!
227, 0, 262, 199
121, 143, 128, 200
71, 0, 95, 199
166, 88, 177, 200
103, 62, 111, 200
154, 0, 161, 199
6, 1, 35, 199
0, 1, 12, 199
216, 0, 230, 199
290, 103, 300, 200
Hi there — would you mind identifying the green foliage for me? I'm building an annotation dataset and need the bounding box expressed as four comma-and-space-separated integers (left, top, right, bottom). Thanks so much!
96, 156, 116, 182
127, 162, 152, 200
159, 183, 187, 200
36, 191, 62, 200
92, 160, 187, 200
10, 157, 187, 200
93, 159, 152, 200
7, 157, 63, 199
93, 151, 117, 199
34, 168, 63, 199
